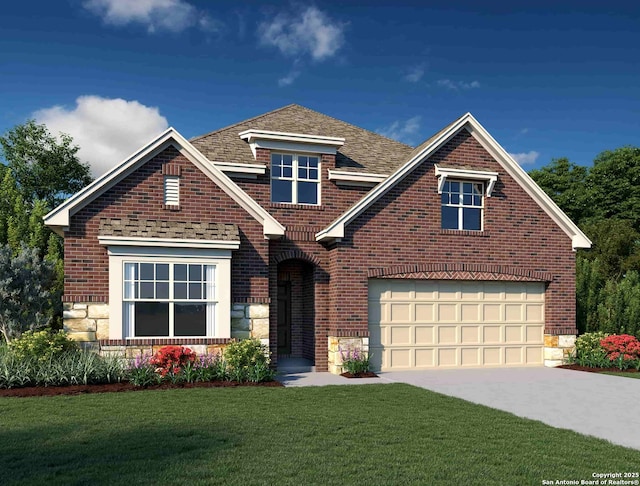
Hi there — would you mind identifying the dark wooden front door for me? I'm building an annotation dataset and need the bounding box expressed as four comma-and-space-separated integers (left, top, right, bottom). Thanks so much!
277, 282, 291, 355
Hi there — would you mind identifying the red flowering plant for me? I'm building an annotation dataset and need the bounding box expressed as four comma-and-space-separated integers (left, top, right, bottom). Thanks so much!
150, 346, 197, 378
600, 334, 640, 370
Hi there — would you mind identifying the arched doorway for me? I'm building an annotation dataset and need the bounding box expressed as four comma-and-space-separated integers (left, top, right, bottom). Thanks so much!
277, 259, 315, 363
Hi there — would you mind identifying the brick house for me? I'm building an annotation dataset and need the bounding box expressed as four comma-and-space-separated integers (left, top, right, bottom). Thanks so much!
44, 104, 590, 373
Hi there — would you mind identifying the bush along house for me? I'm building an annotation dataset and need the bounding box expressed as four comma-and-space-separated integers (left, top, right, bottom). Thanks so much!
44, 105, 591, 373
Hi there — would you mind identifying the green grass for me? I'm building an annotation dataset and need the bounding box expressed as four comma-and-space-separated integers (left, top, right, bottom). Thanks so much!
1, 384, 638, 485
602, 371, 640, 379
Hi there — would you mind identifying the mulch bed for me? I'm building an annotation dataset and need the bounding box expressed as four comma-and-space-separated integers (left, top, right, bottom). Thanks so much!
340, 371, 379, 378
558, 364, 640, 374
0, 380, 284, 398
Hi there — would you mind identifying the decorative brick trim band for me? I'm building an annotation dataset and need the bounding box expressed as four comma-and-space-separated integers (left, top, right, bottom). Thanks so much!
269, 203, 325, 211
162, 204, 181, 211
544, 327, 578, 336
332, 330, 370, 337
272, 249, 321, 266
162, 163, 182, 176
440, 229, 490, 238
368, 263, 553, 282
64, 295, 109, 303
232, 297, 271, 304
100, 338, 232, 346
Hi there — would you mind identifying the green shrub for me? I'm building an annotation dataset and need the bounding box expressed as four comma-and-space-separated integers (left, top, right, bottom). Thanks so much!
574, 331, 612, 368
8, 329, 78, 362
224, 339, 272, 382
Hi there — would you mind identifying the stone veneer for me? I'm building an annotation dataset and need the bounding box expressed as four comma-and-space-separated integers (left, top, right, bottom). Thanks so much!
543, 334, 576, 367
327, 336, 370, 375
63, 302, 270, 356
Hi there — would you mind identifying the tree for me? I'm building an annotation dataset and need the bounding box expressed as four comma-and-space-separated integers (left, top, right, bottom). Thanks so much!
586, 146, 640, 230
580, 219, 640, 280
529, 157, 591, 225
0, 120, 92, 208
0, 245, 56, 343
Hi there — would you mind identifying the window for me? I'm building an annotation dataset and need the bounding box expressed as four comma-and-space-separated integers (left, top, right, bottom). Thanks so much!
271, 153, 320, 204
441, 180, 484, 231
164, 176, 179, 206
123, 262, 216, 337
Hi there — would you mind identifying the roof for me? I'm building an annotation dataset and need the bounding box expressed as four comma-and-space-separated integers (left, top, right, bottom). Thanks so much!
191, 104, 414, 175
316, 112, 592, 250
99, 218, 239, 241
43, 128, 285, 239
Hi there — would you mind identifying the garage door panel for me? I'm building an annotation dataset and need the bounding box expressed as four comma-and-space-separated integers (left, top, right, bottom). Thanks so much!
437, 326, 457, 344
390, 326, 411, 345
461, 347, 480, 366
415, 303, 435, 321
461, 325, 480, 344
390, 303, 411, 322
438, 303, 457, 321
415, 326, 434, 344
369, 280, 544, 371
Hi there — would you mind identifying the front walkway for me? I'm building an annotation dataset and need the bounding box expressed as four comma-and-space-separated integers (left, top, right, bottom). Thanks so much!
279, 367, 640, 450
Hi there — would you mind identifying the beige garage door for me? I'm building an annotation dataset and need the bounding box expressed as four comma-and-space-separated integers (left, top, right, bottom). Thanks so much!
368, 280, 544, 371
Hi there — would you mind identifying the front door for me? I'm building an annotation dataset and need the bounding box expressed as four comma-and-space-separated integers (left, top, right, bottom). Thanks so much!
277, 281, 291, 355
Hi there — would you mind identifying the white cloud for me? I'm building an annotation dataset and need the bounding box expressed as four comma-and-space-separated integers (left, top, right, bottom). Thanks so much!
34, 96, 169, 177
259, 6, 346, 61
510, 151, 540, 165
83, 0, 221, 34
278, 69, 301, 87
404, 64, 425, 83
437, 79, 480, 90
377, 116, 422, 145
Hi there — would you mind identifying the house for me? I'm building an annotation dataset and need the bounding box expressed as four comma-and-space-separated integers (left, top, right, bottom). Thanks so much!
44, 104, 591, 373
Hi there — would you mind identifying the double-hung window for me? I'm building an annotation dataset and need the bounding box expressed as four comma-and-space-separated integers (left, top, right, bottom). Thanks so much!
271, 153, 320, 204
123, 262, 216, 337
441, 180, 484, 231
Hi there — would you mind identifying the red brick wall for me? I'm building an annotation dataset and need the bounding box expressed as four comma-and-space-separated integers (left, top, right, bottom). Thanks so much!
330, 129, 577, 337
64, 146, 269, 303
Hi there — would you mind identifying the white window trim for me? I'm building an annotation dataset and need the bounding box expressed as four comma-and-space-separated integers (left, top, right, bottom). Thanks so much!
271, 153, 321, 205
441, 179, 485, 231
107, 246, 232, 340
435, 165, 498, 197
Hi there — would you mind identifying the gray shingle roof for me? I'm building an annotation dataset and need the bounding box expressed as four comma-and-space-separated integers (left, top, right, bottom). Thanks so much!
190, 104, 415, 175
99, 218, 239, 241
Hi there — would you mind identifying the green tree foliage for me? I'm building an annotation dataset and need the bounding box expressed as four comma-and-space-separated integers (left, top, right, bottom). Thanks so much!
0, 120, 92, 208
586, 147, 640, 228
529, 157, 591, 224
531, 146, 640, 337
0, 245, 56, 343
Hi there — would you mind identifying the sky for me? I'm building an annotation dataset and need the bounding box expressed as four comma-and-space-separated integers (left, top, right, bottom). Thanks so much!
1, 0, 639, 177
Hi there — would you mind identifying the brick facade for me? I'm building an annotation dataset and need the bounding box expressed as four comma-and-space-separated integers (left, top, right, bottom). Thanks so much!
329, 131, 576, 340
60, 122, 579, 372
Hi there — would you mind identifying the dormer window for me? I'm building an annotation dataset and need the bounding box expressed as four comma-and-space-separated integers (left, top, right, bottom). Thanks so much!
271, 153, 320, 205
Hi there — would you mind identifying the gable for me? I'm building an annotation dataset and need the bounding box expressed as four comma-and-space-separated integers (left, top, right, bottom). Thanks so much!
316, 114, 591, 250
44, 128, 285, 239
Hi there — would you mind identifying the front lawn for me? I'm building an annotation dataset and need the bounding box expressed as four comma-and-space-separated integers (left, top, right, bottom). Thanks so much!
1, 384, 638, 485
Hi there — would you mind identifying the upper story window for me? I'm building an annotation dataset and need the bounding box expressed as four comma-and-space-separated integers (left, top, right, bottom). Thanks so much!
441, 180, 484, 231
271, 153, 320, 205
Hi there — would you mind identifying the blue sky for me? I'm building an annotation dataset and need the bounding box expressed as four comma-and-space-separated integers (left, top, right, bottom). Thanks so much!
1, 0, 638, 176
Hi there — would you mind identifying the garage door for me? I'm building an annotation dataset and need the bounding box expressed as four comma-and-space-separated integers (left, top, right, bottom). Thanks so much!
368, 280, 544, 370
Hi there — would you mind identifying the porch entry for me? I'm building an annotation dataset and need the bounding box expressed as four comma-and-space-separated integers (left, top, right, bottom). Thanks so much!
277, 259, 315, 363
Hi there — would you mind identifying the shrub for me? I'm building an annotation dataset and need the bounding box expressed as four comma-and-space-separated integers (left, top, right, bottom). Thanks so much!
600, 334, 640, 370
8, 329, 78, 362
224, 339, 272, 382
127, 354, 162, 387
340, 346, 371, 374
150, 346, 196, 377
575, 331, 609, 357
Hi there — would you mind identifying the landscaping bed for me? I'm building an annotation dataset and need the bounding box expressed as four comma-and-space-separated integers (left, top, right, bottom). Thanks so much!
340, 371, 378, 378
559, 364, 640, 374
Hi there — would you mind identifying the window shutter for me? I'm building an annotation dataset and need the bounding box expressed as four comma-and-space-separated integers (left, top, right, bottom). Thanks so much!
164, 176, 179, 206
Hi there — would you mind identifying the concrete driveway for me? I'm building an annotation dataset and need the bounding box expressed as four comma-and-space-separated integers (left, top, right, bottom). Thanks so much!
378, 367, 640, 451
